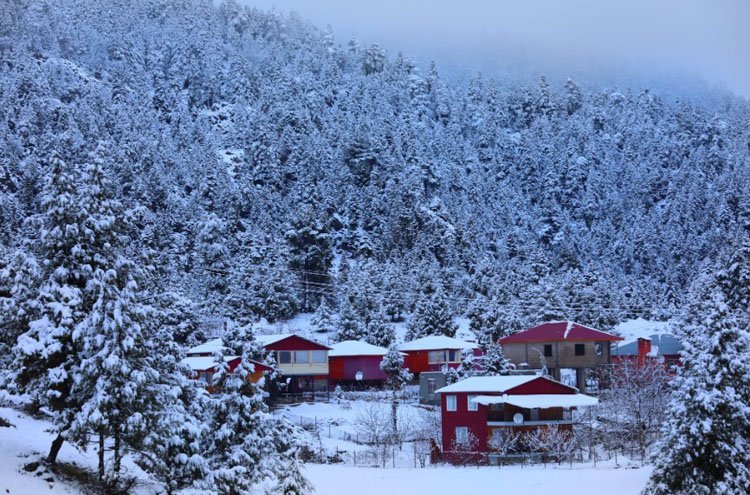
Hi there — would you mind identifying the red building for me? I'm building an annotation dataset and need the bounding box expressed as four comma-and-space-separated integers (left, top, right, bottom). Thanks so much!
435, 375, 598, 463
611, 334, 683, 368
328, 340, 391, 386
398, 335, 480, 376
181, 355, 271, 392
188, 333, 331, 394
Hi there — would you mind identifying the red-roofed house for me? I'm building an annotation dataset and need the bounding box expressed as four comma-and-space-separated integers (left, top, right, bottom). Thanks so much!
435, 375, 598, 463
499, 322, 623, 392
187, 333, 331, 394
181, 355, 272, 393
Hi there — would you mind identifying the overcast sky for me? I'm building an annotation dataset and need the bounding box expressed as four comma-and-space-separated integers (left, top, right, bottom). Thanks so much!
243, 0, 750, 99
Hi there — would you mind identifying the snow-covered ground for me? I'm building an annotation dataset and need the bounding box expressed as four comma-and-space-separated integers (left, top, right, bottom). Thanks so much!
305, 462, 652, 495
1, 399, 651, 495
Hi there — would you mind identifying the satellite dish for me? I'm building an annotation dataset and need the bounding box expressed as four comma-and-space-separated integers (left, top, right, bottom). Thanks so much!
355, 371, 363, 381
513, 413, 524, 425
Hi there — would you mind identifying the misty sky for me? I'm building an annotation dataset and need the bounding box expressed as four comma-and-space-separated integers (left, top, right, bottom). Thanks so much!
244, 0, 750, 99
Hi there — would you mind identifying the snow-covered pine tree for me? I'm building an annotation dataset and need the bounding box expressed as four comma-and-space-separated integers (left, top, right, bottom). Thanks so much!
644, 239, 750, 494
11, 153, 91, 464
364, 306, 395, 348
0, 249, 41, 367
334, 298, 366, 342
380, 344, 413, 440
405, 284, 457, 340
207, 338, 310, 494
482, 341, 512, 376
310, 297, 337, 334
207, 344, 269, 495
156, 290, 206, 346
65, 155, 190, 488
137, 333, 210, 495
444, 351, 475, 385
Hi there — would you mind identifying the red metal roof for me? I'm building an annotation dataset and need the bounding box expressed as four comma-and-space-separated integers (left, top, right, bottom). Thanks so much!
500, 321, 624, 344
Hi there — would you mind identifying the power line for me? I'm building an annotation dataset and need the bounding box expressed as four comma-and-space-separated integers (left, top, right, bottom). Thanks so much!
200, 266, 655, 316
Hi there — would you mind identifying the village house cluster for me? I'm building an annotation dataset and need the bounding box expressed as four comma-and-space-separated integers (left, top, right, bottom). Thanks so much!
183, 321, 680, 463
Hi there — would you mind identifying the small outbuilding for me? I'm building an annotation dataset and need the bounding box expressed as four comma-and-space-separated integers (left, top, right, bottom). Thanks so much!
328, 340, 391, 386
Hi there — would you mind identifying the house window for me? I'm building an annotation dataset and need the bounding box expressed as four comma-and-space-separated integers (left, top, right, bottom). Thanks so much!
455, 427, 469, 444
467, 395, 478, 411
427, 379, 436, 395
446, 395, 457, 411
530, 408, 539, 421
575, 344, 585, 356
311, 350, 327, 363
448, 350, 459, 362
594, 342, 603, 356
294, 351, 309, 364
278, 351, 292, 364
544, 344, 553, 357
428, 350, 445, 363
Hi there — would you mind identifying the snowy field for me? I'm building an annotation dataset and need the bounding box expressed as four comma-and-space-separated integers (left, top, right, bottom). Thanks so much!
305, 463, 651, 495
1, 399, 651, 495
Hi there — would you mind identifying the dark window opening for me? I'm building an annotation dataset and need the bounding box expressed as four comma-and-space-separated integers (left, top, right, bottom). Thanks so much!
544, 344, 553, 357
575, 344, 585, 356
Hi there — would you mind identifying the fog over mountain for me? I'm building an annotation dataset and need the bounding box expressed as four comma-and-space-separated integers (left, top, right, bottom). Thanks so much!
248, 0, 750, 100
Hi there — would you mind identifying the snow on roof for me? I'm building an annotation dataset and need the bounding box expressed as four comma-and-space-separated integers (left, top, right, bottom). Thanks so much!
472, 394, 598, 408
500, 321, 623, 344
181, 355, 238, 371
329, 340, 390, 357
186, 338, 224, 355
434, 375, 541, 394
398, 335, 479, 352
255, 333, 330, 349
255, 334, 293, 346
613, 319, 673, 346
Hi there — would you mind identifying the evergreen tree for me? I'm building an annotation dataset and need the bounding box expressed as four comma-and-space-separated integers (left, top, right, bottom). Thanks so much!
645, 240, 750, 494
11, 153, 92, 464
310, 297, 337, 334
207, 340, 310, 494
482, 342, 512, 376
380, 344, 413, 440
445, 352, 475, 385
405, 285, 457, 340
334, 298, 366, 342
365, 306, 396, 348
0, 249, 41, 366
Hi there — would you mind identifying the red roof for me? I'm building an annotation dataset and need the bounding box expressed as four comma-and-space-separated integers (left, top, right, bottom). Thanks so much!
500, 321, 624, 344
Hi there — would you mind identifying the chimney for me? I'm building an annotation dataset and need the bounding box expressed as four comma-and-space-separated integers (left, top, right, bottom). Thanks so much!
637, 338, 652, 363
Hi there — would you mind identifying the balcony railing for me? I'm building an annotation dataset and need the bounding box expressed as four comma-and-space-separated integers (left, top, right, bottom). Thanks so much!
487, 419, 574, 426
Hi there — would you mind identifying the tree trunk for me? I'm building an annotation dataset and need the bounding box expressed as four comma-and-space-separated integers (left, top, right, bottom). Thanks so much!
47, 433, 65, 465
98, 432, 105, 481
112, 431, 121, 488
391, 391, 398, 444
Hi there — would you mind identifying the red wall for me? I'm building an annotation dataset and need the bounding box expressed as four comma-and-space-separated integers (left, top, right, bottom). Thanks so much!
329, 356, 386, 381
263, 335, 330, 351
507, 377, 576, 395
440, 392, 489, 454
403, 350, 463, 374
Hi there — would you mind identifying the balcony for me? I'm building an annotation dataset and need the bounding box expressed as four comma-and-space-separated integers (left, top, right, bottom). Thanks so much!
487, 419, 574, 427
